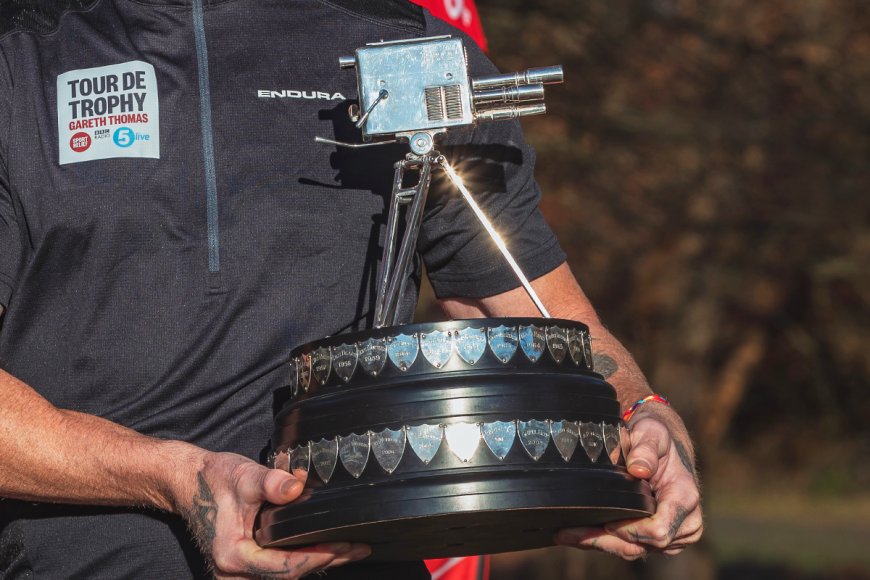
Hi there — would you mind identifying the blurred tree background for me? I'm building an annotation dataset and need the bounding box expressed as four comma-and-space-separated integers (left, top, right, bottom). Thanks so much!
418, 0, 870, 577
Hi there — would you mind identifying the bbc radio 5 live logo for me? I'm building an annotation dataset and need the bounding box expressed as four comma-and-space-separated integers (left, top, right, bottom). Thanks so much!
69, 126, 150, 153
57, 61, 160, 165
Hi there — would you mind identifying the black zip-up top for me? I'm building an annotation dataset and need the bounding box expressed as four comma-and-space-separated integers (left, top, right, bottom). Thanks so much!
0, 0, 565, 576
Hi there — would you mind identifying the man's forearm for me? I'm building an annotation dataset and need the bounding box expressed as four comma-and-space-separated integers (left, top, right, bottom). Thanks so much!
0, 367, 203, 512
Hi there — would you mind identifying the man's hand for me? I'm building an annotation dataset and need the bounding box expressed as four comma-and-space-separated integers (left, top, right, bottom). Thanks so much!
177, 451, 371, 578
440, 262, 704, 560
555, 409, 703, 559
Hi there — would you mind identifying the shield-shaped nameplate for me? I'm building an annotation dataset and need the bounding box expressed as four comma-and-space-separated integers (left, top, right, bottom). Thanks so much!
546, 326, 569, 364
445, 423, 481, 462
582, 329, 593, 370
456, 327, 486, 365
420, 330, 454, 369
482, 421, 517, 461
407, 424, 443, 465
271, 448, 290, 472
299, 353, 312, 392
371, 427, 406, 474
311, 346, 332, 386
359, 337, 388, 377
289, 443, 310, 478
488, 325, 518, 364
287, 358, 299, 397
518, 419, 551, 461
519, 325, 546, 363
311, 438, 338, 483
579, 421, 604, 462
568, 328, 584, 367
338, 432, 370, 479
603, 422, 621, 465
550, 420, 580, 462
331, 343, 358, 383
619, 423, 631, 463
387, 333, 418, 371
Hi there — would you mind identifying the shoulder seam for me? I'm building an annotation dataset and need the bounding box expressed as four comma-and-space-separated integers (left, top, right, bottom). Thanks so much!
314, 0, 426, 36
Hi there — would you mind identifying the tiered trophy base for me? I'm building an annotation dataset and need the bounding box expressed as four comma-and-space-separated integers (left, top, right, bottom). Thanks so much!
255, 318, 654, 561
257, 469, 651, 560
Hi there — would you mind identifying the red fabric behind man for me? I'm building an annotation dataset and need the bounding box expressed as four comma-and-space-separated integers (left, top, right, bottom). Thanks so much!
410, 0, 488, 51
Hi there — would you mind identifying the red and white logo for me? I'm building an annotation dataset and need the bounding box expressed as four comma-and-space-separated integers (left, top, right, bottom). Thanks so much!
411, 0, 488, 51
70, 132, 92, 153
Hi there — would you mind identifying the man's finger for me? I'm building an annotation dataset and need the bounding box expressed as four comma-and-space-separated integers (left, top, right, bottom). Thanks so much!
260, 467, 305, 506
625, 419, 670, 479
605, 504, 700, 549
554, 528, 648, 561
217, 540, 362, 578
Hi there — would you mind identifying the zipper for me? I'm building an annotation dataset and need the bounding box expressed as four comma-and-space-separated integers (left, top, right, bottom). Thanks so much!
191, 0, 221, 276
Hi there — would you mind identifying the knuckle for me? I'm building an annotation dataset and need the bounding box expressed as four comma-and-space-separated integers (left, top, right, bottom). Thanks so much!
648, 524, 672, 546
211, 552, 238, 574
622, 544, 649, 561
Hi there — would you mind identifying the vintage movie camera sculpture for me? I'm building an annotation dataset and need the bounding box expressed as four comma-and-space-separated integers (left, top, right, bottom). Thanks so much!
255, 36, 654, 560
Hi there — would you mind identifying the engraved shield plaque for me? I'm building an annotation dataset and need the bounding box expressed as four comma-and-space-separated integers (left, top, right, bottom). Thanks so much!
387, 333, 418, 371
603, 422, 621, 465
272, 448, 290, 472
372, 427, 406, 474
568, 328, 584, 367
288, 357, 299, 397
456, 326, 486, 365
311, 346, 332, 385
482, 421, 517, 461
550, 420, 580, 462
488, 325, 518, 364
445, 423, 481, 462
582, 329, 593, 370
580, 421, 604, 463
519, 325, 546, 363
420, 330, 454, 369
311, 438, 338, 483
299, 353, 312, 392
546, 326, 568, 364
620, 423, 631, 462
359, 337, 388, 377
518, 419, 551, 461
339, 432, 371, 479
332, 343, 358, 383
289, 444, 310, 477
407, 424, 443, 465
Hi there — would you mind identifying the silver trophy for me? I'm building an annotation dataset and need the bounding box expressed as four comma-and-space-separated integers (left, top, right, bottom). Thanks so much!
256, 36, 653, 561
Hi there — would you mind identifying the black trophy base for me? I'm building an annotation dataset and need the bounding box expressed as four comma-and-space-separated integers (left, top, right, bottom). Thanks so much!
258, 318, 655, 561
257, 469, 652, 561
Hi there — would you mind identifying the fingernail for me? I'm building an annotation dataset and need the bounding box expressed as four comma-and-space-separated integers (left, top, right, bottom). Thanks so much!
346, 545, 372, 561
320, 542, 353, 554
280, 479, 301, 495
555, 528, 594, 545
327, 545, 372, 568
629, 460, 652, 477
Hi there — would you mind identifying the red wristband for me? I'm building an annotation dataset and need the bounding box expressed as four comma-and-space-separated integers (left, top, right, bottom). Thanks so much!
622, 394, 670, 422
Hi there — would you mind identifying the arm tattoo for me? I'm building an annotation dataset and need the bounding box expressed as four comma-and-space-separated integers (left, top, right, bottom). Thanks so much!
592, 352, 619, 378
188, 472, 218, 551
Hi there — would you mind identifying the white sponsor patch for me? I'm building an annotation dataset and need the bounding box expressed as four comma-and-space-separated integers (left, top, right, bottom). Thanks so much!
57, 61, 160, 165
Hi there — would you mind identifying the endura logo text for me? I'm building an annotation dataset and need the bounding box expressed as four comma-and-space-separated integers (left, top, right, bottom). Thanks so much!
257, 90, 346, 100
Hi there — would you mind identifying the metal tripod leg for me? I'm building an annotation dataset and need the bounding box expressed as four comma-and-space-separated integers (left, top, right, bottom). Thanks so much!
374, 155, 434, 328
